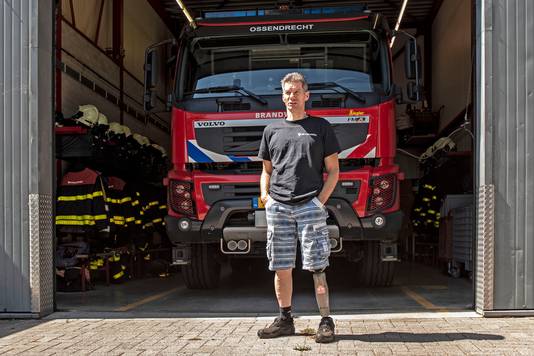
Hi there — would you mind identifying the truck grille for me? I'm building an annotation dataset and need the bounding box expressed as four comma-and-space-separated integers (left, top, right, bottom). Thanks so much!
201, 181, 360, 206
193, 119, 369, 160
202, 183, 260, 205
196, 126, 266, 156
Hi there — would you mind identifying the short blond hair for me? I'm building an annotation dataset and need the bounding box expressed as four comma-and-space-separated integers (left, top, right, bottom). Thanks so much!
281, 72, 308, 92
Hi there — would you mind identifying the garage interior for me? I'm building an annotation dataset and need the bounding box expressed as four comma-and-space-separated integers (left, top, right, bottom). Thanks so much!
54, 0, 475, 315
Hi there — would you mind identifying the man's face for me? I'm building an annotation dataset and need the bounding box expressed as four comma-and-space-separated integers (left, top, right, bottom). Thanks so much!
282, 81, 309, 113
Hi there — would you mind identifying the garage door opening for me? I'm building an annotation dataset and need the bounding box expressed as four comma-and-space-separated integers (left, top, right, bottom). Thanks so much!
54, 0, 476, 316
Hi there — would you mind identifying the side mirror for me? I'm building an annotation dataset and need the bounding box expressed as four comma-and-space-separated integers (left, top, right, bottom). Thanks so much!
404, 40, 421, 80
144, 48, 158, 112
143, 39, 176, 112
406, 81, 421, 102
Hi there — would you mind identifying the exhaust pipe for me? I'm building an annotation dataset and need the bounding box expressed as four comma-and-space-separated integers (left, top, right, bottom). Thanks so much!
237, 240, 248, 251
227, 240, 238, 251
220, 239, 252, 255
329, 238, 338, 250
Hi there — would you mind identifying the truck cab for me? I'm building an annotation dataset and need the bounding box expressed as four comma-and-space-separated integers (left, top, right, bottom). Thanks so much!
146, 6, 407, 289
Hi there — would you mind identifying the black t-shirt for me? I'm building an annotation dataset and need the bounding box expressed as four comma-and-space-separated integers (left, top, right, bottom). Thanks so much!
258, 115, 340, 205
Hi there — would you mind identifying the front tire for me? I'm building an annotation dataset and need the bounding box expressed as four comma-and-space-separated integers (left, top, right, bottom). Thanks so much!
182, 244, 221, 289
357, 241, 396, 286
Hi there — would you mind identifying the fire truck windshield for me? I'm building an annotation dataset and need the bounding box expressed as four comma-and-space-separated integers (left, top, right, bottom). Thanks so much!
182, 31, 384, 99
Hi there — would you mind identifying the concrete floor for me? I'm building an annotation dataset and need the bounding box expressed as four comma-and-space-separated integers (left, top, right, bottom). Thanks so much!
56, 261, 473, 316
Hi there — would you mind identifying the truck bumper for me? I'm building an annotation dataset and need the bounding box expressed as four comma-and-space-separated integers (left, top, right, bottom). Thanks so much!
165, 198, 403, 244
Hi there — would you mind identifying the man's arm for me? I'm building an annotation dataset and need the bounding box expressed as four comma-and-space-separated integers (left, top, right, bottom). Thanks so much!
260, 160, 273, 204
317, 153, 339, 205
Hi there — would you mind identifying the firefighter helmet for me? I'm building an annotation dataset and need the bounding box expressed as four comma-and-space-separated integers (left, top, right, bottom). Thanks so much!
97, 113, 109, 126
76, 105, 99, 127
122, 125, 132, 137
108, 122, 124, 136
151, 144, 167, 157
133, 133, 150, 146
91, 113, 110, 140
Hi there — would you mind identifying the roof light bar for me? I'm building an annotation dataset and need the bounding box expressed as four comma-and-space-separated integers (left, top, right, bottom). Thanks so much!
202, 5, 368, 19
390, 0, 409, 48
204, 10, 266, 18
176, 0, 196, 29
302, 6, 368, 15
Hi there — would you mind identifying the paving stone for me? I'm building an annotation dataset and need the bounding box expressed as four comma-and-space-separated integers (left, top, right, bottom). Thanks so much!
1, 316, 534, 355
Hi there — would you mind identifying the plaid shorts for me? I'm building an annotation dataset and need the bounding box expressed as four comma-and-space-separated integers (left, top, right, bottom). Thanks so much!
265, 196, 331, 271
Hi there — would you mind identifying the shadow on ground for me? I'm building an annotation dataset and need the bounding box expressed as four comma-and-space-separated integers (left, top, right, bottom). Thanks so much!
0, 320, 43, 339
335, 332, 505, 342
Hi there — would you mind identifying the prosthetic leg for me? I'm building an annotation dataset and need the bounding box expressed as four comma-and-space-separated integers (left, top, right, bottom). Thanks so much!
312, 269, 335, 343
312, 269, 330, 317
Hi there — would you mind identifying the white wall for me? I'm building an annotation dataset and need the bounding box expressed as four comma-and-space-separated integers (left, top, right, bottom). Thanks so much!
392, 0, 472, 132
60, 0, 172, 151
432, 0, 472, 131
124, 0, 173, 81
62, 0, 113, 49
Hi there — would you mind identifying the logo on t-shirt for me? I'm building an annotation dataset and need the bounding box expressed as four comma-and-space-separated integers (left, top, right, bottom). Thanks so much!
298, 132, 317, 137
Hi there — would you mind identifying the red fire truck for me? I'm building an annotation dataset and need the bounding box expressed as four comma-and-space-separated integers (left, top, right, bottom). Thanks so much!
144, 6, 418, 289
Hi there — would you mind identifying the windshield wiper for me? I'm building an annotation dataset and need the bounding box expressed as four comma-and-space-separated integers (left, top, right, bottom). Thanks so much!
307, 82, 366, 103
189, 85, 267, 105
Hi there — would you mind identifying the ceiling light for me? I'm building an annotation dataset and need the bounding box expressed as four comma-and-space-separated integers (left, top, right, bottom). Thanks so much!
176, 0, 196, 29
390, 0, 409, 48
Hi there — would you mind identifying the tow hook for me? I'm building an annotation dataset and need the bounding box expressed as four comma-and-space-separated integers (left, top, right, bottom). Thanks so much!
380, 241, 399, 262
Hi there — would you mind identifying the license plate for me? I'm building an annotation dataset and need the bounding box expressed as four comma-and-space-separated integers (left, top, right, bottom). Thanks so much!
252, 197, 265, 209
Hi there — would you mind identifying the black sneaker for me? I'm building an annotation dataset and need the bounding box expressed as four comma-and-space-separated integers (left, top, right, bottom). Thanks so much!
257, 317, 295, 339
315, 316, 335, 343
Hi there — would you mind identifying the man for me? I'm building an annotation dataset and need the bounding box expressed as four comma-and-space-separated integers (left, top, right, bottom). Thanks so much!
257, 72, 340, 343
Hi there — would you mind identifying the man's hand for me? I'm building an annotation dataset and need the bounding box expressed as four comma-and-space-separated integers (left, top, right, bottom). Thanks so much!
318, 153, 339, 205
260, 160, 273, 206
